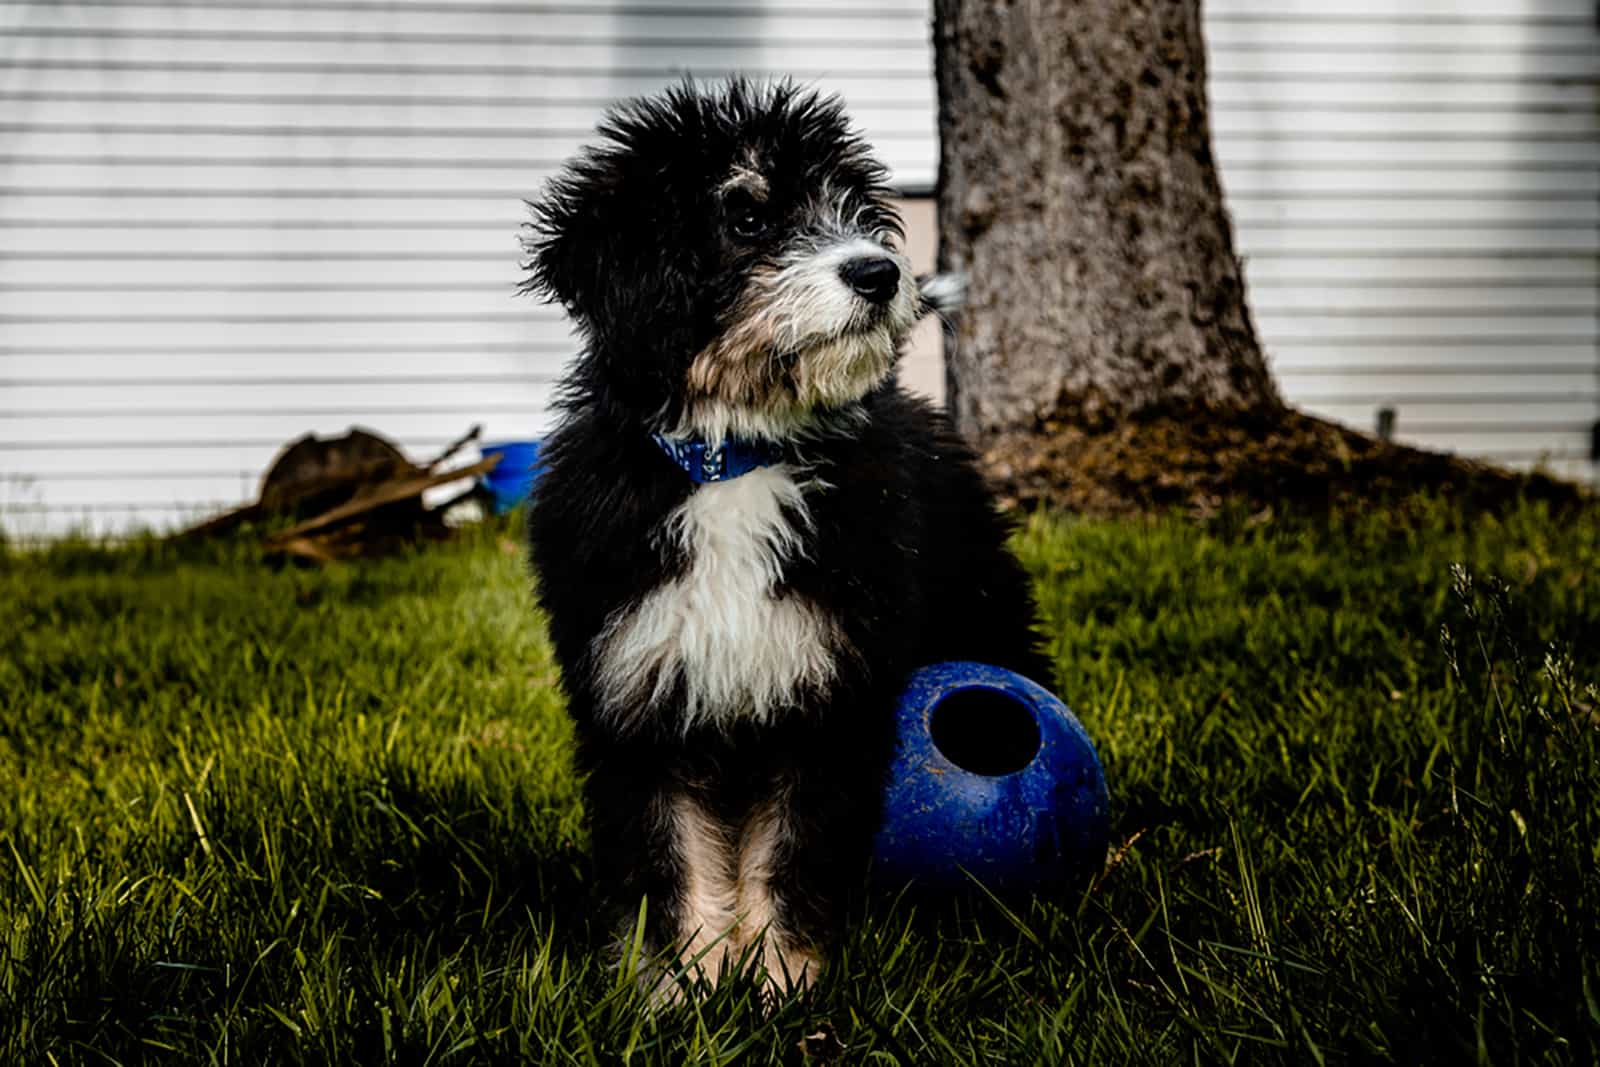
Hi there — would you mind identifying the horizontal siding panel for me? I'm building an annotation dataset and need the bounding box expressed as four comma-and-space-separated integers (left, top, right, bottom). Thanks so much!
1237, 257, 1597, 284
1507, 456, 1597, 479
1, 11, 930, 43
15, 371, 1584, 412
1245, 285, 1597, 312
0, 289, 537, 317
5, 132, 1595, 169
0, 257, 531, 287
9, 379, 553, 414
0, 0, 935, 11
0, 71, 1574, 115
3, 107, 1596, 141
0, 342, 566, 360
1251, 313, 1596, 341
0, 155, 935, 190
0, 504, 221, 540
0, 193, 536, 222
0, 451, 268, 479
9, 473, 262, 508
1208, 81, 1596, 112
0, 40, 934, 77
0, 69, 938, 108
1206, 0, 1594, 17
1300, 399, 1594, 428
1213, 111, 1599, 140
0, 163, 568, 193
3, 222, 1587, 257
0, 129, 932, 166
1230, 198, 1598, 226
7, 79, 1594, 113
16, 281, 1586, 321
1207, 51, 1599, 80
4, 192, 1594, 228
1278, 371, 1596, 398
1230, 226, 1592, 254
8, 322, 1587, 358
30, 0, 1599, 17
3, 175, 1587, 206
1, 251, 1590, 292
0, 1, 936, 17
0, 439, 463, 476
1266, 343, 1597, 370
1205, 21, 1595, 49
22, 310, 1591, 347
3, 409, 550, 446
1214, 139, 1599, 169
0, 318, 557, 347
1, 1, 1586, 28
10, 28, 1594, 74
1395, 431, 1594, 461
46, 377, 1600, 419
4, 12, 1588, 51
6, 164, 1592, 198
1513, 458, 1596, 483
8, 348, 1592, 384
6, 37, 1593, 83
6, 471, 479, 511
0, 351, 568, 383
0, 110, 935, 150
1267, 334, 1593, 352
1218, 170, 1600, 196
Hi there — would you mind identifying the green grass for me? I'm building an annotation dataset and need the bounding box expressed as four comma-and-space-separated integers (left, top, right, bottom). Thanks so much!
3, 502, 1597, 1064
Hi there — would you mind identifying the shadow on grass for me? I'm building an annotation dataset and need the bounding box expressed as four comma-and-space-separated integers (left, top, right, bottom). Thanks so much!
4, 765, 597, 1064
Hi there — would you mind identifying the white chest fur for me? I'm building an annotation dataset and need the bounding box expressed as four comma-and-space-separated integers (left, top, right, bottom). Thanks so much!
592, 466, 844, 734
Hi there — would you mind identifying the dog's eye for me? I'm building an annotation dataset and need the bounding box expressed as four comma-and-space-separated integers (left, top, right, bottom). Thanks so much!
730, 206, 767, 240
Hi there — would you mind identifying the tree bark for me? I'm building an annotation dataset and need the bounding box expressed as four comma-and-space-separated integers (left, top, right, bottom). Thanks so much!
934, 0, 1282, 444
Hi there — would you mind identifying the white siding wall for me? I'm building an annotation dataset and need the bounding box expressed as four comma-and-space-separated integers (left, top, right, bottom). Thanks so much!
1, 0, 1595, 538
1211, 0, 1599, 484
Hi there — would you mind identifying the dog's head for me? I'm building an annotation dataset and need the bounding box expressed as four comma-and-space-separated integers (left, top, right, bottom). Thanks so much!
523, 80, 942, 441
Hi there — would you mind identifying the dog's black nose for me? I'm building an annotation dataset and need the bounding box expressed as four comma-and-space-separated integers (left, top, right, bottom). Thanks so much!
838, 256, 900, 305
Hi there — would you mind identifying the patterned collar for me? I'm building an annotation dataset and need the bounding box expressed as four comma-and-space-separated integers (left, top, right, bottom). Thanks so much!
649, 433, 785, 484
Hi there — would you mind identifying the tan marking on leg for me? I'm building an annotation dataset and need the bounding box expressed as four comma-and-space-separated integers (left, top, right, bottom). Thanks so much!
671, 793, 740, 991
736, 798, 824, 1002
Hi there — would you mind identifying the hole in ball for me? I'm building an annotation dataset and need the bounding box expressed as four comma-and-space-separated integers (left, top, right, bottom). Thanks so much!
928, 687, 1041, 777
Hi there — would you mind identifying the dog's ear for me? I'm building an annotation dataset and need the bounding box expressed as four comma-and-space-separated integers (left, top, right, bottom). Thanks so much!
519, 168, 615, 320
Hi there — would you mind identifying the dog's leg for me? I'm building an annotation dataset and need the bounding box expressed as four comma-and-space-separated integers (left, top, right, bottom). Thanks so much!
586, 762, 740, 1005
587, 769, 674, 999
735, 788, 825, 1002
653, 790, 741, 1002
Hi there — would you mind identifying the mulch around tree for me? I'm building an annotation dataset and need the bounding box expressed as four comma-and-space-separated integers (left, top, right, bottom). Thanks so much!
980, 406, 1594, 520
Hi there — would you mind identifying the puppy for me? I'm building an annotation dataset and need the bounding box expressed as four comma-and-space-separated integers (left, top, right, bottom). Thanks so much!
522, 80, 1045, 1001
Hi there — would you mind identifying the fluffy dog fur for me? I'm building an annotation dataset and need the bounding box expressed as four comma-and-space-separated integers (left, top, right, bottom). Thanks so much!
522, 80, 1045, 1002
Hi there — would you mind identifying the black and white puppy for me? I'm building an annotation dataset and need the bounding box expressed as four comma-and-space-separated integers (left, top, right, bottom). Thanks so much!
522, 80, 1045, 1000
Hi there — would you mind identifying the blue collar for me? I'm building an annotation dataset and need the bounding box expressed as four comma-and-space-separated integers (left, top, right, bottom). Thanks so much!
650, 433, 784, 484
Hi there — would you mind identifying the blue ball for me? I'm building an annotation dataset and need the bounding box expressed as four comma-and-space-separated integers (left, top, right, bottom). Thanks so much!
873, 661, 1110, 893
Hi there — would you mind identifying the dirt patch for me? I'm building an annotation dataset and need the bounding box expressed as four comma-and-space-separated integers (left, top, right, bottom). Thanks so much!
981, 406, 1593, 519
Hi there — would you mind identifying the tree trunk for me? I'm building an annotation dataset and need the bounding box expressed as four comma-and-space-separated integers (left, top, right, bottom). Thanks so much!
934, 0, 1282, 444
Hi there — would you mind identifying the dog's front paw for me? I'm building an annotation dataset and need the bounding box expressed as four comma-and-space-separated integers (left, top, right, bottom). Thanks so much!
633, 950, 724, 1012
754, 935, 822, 1010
